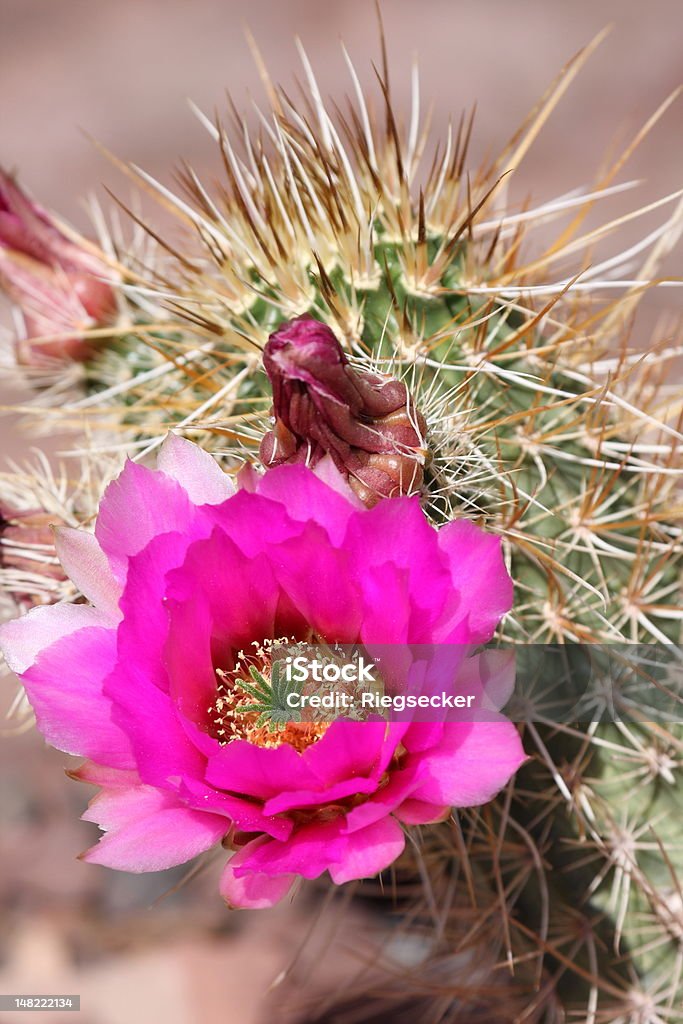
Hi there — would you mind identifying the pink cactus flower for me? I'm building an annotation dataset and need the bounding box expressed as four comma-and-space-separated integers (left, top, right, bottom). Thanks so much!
0, 436, 525, 908
0, 169, 116, 363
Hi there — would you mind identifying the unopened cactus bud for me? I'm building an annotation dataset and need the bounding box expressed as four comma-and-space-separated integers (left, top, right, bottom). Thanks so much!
0, 169, 116, 363
260, 316, 427, 506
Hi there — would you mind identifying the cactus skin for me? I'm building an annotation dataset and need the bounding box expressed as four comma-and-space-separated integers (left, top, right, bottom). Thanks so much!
2, 33, 682, 1021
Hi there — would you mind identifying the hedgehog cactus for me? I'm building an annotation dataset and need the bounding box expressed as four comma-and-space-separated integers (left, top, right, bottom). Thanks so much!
1, 26, 682, 1023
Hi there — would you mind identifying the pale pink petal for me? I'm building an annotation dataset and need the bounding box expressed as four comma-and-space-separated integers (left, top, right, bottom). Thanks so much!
454, 649, 517, 713
157, 433, 235, 505
21, 626, 135, 768
310, 454, 364, 507
83, 783, 175, 829
0, 603, 110, 675
81, 785, 227, 871
235, 461, 260, 492
53, 526, 123, 621
68, 762, 141, 788
393, 799, 450, 825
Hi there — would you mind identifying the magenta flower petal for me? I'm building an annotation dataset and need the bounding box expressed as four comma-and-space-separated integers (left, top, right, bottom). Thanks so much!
357, 562, 412, 643
177, 777, 293, 840
392, 799, 451, 825
231, 817, 406, 885
436, 519, 513, 643
346, 496, 452, 597
328, 818, 406, 884
206, 740, 321, 801
220, 839, 297, 909
302, 720, 406, 787
164, 529, 282, 666
104, 656, 207, 787
344, 498, 456, 641
94, 460, 197, 583
412, 720, 528, 808
205, 488, 308, 557
114, 531, 211, 694
162, 588, 218, 727
255, 462, 361, 543
263, 527, 362, 642
262, 776, 380, 817
339, 765, 424, 833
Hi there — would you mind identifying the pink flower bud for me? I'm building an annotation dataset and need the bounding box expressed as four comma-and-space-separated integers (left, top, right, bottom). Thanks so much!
0, 504, 66, 604
260, 316, 427, 506
0, 169, 116, 363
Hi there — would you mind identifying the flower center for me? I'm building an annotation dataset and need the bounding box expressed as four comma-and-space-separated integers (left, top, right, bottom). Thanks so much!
209, 638, 329, 753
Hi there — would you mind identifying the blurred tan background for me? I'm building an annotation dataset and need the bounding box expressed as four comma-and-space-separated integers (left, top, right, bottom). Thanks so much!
2, 0, 682, 222
1, 2, 681, 1021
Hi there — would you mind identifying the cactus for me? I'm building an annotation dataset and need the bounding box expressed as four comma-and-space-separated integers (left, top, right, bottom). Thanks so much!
1, 26, 682, 1022
22, 34, 678, 644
